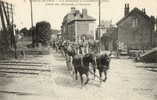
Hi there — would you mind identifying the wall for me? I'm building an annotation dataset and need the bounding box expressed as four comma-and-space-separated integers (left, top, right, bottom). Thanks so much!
65, 20, 95, 41
152, 31, 157, 47
117, 13, 153, 50
76, 21, 95, 38
100, 27, 118, 51
67, 22, 75, 41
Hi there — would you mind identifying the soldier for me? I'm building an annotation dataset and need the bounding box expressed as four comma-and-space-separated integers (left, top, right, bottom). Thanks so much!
66, 42, 74, 71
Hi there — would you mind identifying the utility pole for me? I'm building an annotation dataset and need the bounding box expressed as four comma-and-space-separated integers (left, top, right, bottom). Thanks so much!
99, 0, 101, 33
98, 0, 101, 53
30, 0, 33, 27
29, 0, 35, 47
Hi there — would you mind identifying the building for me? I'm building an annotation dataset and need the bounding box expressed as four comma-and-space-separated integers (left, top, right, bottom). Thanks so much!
152, 18, 157, 47
116, 4, 157, 50
61, 7, 96, 41
100, 26, 118, 51
95, 20, 118, 51
95, 20, 112, 40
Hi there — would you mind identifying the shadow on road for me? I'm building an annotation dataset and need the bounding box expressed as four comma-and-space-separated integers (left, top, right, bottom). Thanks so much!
0, 90, 38, 96
136, 64, 157, 73
54, 74, 104, 89
146, 69, 157, 72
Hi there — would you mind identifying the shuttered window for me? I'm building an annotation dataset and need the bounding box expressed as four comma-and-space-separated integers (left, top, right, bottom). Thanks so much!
132, 18, 138, 27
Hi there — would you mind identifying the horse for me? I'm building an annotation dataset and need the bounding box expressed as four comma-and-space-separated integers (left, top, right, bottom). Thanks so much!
63, 42, 96, 86
72, 53, 95, 86
94, 53, 111, 83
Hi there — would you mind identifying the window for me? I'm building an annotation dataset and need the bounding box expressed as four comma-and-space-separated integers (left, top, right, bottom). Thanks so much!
132, 18, 138, 27
155, 24, 157, 32
63, 27, 65, 33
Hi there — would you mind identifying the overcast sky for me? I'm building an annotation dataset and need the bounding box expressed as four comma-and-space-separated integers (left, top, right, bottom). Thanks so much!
4, 0, 157, 30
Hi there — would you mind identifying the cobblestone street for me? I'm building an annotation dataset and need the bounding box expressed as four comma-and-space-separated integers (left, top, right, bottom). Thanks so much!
0, 49, 157, 100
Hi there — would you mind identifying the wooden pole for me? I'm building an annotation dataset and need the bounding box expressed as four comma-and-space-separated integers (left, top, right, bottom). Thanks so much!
98, 0, 101, 53
29, 0, 35, 47
99, 0, 101, 32
30, 0, 33, 27
11, 4, 14, 48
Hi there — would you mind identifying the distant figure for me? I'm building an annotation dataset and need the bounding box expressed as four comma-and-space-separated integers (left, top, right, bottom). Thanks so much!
135, 51, 142, 61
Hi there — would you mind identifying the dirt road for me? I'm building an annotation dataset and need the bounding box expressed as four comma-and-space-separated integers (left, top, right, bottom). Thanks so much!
0, 49, 157, 100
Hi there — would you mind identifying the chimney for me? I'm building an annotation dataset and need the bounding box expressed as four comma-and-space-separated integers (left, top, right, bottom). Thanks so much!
74, 10, 80, 17
71, 7, 76, 14
82, 8, 87, 17
142, 8, 146, 14
124, 3, 130, 16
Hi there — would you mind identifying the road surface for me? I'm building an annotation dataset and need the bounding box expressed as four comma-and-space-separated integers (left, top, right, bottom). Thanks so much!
0, 49, 157, 100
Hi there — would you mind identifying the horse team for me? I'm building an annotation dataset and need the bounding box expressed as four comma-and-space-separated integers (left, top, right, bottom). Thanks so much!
52, 40, 111, 86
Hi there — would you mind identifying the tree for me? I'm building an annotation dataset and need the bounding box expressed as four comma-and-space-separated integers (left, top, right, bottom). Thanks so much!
20, 27, 30, 36
36, 21, 51, 46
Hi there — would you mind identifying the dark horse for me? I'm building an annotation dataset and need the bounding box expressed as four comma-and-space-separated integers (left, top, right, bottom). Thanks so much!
64, 43, 95, 86
72, 53, 95, 86
94, 53, 111, 83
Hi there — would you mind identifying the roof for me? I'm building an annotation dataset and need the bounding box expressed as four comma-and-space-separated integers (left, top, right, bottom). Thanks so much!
117, 8, 151, 25
62, 13, 75, 24
62, 9, 96, 25
68, 17, 96, 24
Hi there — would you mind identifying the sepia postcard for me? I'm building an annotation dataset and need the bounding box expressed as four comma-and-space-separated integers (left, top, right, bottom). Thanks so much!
0, 0, 157, 100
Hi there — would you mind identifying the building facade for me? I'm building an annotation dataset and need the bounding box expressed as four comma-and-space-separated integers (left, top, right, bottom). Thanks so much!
61, 7, 96, 41
101, 26, 118, 51
152, 18, 157, 47
95, 20, 112, 40
95, 20, 118, 51
117, 4, 157, 50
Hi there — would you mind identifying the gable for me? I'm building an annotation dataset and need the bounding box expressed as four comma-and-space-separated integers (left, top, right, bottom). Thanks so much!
119, 13, 151, 28
117, 8, 151, 26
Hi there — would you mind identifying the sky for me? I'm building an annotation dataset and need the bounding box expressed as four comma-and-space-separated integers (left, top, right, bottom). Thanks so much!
3, 0, 157, 30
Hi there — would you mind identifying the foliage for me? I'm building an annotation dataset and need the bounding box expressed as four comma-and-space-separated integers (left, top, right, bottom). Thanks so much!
0, 30, 14, 59
36, 21, 51, 46
20, 27, 30, 36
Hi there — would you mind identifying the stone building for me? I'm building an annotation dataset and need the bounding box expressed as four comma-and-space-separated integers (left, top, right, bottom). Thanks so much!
61, 7, 96, 41
116, 4, 157, 50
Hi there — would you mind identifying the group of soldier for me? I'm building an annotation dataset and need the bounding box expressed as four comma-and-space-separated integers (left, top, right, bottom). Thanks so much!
52, 36, 100, 71
52, 36, 112, 85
